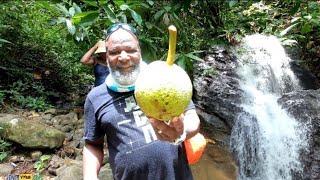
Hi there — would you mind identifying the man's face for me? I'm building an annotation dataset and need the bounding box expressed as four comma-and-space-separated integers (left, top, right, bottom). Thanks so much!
106, 29, 141, 85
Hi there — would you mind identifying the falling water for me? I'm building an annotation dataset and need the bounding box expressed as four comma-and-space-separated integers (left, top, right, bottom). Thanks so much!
230, 34, 309, 180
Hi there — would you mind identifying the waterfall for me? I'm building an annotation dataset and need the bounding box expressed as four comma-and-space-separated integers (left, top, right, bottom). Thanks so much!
230, 34, 309, 180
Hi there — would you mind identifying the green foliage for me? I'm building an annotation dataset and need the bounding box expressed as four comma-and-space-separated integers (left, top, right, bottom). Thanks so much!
33, 173, 43, 180
277, 1, 320, 77
34, 155, 51, 172
0, 91, 4, 105
0, 0, 319, 109
54, 0, 145, 42
0, 127, 11, 162
216, 0, 320, 79
0, 81, 53, 111
219, 1, 280, 43
32, 154, 50, 180
0, 1, 93, 109
53, 0, 206, 75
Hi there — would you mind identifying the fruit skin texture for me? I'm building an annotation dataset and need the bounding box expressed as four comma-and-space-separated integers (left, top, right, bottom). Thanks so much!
134, 60, 192, 121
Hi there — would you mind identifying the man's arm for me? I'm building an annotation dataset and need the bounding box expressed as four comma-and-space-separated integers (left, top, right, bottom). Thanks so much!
80, 43, 99, 65
83, 140, 104, 180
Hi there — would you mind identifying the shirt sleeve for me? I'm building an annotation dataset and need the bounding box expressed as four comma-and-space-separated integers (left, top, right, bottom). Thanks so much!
185, 100, 195, 111
83, 97, 104, 142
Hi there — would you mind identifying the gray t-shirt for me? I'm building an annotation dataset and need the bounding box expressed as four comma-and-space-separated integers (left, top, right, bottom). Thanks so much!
84, 84, 194, 180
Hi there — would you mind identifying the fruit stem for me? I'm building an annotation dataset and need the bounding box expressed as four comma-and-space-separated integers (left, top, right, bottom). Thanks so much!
166, 25, 177, 66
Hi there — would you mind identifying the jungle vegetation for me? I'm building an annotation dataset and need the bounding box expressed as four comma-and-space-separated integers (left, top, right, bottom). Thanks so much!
0, 0, 319, 111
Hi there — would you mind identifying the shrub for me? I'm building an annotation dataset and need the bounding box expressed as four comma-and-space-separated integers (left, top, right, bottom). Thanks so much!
0, 1, 93, 109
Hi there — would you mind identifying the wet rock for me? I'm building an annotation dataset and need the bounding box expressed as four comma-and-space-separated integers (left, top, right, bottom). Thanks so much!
193, 46, 242, 136
278, 89, 320, 180
192, 46, 239, 179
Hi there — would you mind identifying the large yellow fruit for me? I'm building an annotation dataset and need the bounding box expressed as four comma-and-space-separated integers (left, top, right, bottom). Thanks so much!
134, 25, 192, 121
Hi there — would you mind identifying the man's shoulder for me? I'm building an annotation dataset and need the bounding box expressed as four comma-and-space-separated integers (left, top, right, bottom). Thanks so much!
87, 84, 109, 99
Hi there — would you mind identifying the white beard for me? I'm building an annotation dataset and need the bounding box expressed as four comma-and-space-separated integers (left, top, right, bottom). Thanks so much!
109, 63, 140, 86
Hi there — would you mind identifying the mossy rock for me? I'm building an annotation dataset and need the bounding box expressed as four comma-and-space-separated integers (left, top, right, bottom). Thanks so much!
0, 114, 65, 149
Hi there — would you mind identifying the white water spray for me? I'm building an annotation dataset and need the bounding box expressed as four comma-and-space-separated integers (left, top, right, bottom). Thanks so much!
231, 34, 309, 180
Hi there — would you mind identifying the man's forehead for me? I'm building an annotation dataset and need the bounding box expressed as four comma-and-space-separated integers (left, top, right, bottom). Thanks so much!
106, 29, 137, 43
108, 38, 135, 44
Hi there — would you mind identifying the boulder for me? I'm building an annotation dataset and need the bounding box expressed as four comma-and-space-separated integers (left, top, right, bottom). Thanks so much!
278, 89, 320, 180
54, 159, 113, 180
193, 46, 243, 136
0, 114, 65, 149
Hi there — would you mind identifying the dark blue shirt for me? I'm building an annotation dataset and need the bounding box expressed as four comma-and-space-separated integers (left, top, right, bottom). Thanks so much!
84, 84, 194, 180
94, 64, 109, 86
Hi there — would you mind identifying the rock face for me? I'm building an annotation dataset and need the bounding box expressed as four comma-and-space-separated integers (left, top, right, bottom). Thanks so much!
193, 46, 243, 141
0, 114, 65, 149
193, 46, 320, 180
278, 89, 320, 180
193, 46, 240, 178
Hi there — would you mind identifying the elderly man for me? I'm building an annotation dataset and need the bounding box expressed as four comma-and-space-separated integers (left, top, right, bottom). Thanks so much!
83, 23, 200, 180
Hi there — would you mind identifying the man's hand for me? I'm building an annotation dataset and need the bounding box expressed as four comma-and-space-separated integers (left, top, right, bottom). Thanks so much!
148, 109, 200, 143
149, 114, 185, 142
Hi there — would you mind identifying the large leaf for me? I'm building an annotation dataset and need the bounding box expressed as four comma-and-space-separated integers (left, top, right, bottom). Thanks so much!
102, 5, 118, 23
0, 152, 8, 162
69, 7, 75, 17
114, 0, 126, 7
65, 19, 76, 35
291, 17, 301, 23
56, 4, 70, 16
301, 23, 312, 34
176, 54, 187, 70
98, 0, 108, 5
75, 29, 85, 42
72, 3, 82, 13
164, 5, 171, 12
72, 11, 99, 26
154, 9, 165, 21
0, 38, 13, 44
54, 17, 67, 24
184, 53, 203, 62
120, 4, 129, 11
147, 0, 154, 6
229, 0, 238, 8
129, 8, 142, 26
81, 0, 99, 7
118, 12, 127, 23
279, 23, 299, 36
